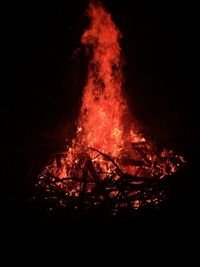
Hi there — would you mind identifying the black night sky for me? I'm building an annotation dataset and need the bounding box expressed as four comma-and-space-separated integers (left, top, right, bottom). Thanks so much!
1, 0, 199, 247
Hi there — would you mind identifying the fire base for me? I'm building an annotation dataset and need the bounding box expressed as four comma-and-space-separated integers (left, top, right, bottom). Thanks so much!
32, 154, 175, 217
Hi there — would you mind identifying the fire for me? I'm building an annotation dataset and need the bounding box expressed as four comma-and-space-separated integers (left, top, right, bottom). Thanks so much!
37, 2, 185, 212
78, 2, 126, 156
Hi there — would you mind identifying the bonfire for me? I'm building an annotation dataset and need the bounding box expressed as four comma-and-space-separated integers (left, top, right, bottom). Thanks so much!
34, 2, 184, 215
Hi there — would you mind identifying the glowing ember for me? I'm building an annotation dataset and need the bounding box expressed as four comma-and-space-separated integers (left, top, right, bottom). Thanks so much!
37, 2, 185, 212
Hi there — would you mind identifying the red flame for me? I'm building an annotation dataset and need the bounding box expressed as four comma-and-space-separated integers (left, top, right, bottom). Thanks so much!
79, 3, 127, 156
43, 2, 184, 187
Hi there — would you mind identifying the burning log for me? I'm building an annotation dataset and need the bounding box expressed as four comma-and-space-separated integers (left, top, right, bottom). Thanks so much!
33, 145, 183, 215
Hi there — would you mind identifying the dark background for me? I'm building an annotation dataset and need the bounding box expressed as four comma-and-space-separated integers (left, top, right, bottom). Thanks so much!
1, 0, 199, 246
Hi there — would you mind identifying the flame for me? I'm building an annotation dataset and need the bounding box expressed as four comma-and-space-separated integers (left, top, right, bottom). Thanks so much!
38, 2, 185, 209
78, 3, 127, 156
